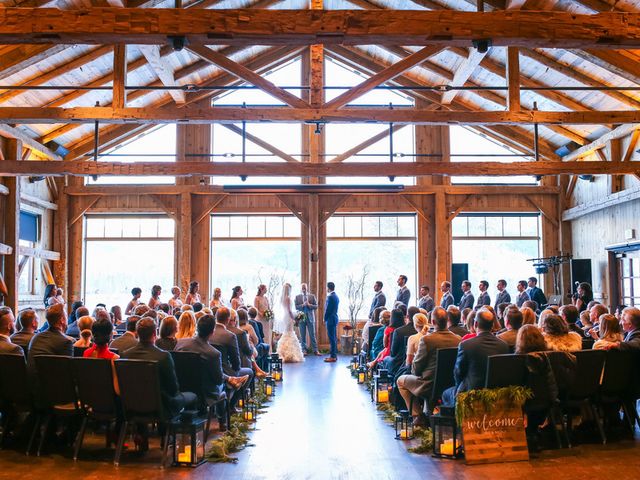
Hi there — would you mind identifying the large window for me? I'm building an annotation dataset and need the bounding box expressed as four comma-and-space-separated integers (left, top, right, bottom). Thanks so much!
452, 214, 541, 295
211, 215, 301, 305
18, 211, 43, 297
327, 214, 417, 320
83, 216, 175, 311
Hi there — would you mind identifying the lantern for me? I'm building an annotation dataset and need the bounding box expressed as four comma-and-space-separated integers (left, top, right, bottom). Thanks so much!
264, 376, 275, 397
172, 417, 206, 467
373, 369, 392, 404
352, 336, 359, 356
431, 407, 461, 459
357, 365, 367, 384
243, 400, 258, 426
395, 410, 414, 440
272, 364, 283, 382
269, 353, 283, 373
350, 355, 359, 376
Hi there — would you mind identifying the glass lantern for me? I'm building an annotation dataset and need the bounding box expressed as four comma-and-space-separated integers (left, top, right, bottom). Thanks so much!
264, 376, 275, 397
351, 336, 359, 356
272, 365, 283, 382
237, 388, 248, 409
357, 365, 367, 384
269, 353, 282, 374
350, 355, 359, 377
431, 407, 461, 459
243, 400, 258, 426
395, 409, 414, 440
373, 369, 391, 404
172, 417, 206, 467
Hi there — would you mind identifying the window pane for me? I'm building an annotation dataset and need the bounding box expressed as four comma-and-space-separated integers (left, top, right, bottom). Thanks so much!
86, 218, 104, 237
104, 218, 122, 237
362, 217, 380, 237
18, 257, 33, 295
397, 216, 415, 237
139, 218, 159, 237
265, 217, 283, 237
121, 218, 140, 238
230, 217, 248, 237
503, 217, 521, 237
485, 217, 503, 237
248, 216, 266, 238
212, 216, 230, 238
452, 217, 467, 237
468, 217, 485, 236
326, 217, 344, 237
380, 217, 398, 237
344, 217, 362, 237
158, 219, 175, 237
283, 217, 300, 237
521, 216, 538, 237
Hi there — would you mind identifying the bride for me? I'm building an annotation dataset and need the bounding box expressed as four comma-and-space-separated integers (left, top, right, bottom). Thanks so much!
275, 283, 305, 363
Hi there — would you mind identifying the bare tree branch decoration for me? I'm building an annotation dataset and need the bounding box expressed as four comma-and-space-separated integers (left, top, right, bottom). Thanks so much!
346, 265, 369, 329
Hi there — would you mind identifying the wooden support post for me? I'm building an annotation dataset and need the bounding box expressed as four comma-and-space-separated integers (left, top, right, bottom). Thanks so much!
607, 137, 623, 194
178, 193, 192, 296
52, 177, 68, 297
191, 195, 210, 305
434, 191, 451, 301
2, 138, 21, 311
176, 122, 211, 186
112, 44, 127, 109
507, 47, 521, 112
415, 109, 450, 186
66, 177, 84, 304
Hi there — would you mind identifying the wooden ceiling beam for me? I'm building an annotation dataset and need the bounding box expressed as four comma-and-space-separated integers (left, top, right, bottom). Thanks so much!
0, 124, 62, 160
2, 159, 634, 177
0, 45, 68, 80
112, 44, 128, 109
138, 45, 186, 104
441, 47, 487, 105
578, 50, 640, 86
562, 123, 640, 161
0, 9, 639, 48
328, 124, 408, 163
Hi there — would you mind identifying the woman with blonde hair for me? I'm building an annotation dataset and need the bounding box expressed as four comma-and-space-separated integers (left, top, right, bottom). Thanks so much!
520, 306, 536, 326
210, 287, 224, 308
592, 314, 624, 350
406, 312, 429, 366
176, 310, 196, 339
74, 315, 95, 348
538, 309, 555, 329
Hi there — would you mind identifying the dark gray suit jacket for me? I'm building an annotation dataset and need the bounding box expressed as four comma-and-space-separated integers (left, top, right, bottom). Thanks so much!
211, 324, 241, 376
0, 335, 24, 356
440, 292, 454, 309
418, 295, 435, 312
476, 291, 490, 308
175, 336, 226, 393
27, 328, 73, 375
229, 325, 253, 369
407, 330, 461, 398
458, 292, 475, 311
368, 291, 386, 318
110, 332, 138, 353
619, 328, 640, 351
396, 287, 410, 307
494, 290, 511, 310
453, 332, 509, 395
10, 331, 34, 351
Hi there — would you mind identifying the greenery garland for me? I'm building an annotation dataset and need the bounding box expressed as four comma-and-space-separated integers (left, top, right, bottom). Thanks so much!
205, 379, 272, 463
455, 386, 533, 425
376, 400, 434, 454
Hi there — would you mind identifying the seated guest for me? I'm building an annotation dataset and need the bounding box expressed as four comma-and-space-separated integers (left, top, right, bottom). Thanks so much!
578, 310, 592, 331
586, 303, 608, 335
84, 317, 120, 394
66, 306, 89, 338
247, 307, 269, 370
442, 309, 509, 405
157, 303, 171, 315
383, 307, 419, 376
460, 310, 477, 341
156, 316, 178, 351
176, 311, 196, 340
537, 309, 555, 329
109, 316, 139, 353
110, 305, 123, 328
193, 302, 204, 313
362, 306, 385, 353
542, 314, 582, 352
133, 303, 150, 317
406, 313, 428, 366
558, 305, 585, 338
228, 309, 266, 378
121, 318, 197, 418
497, 307, 523, 348
27, 304, 73, 382
615, 307, 640, 351
592, 314, 624, 350
368, 309, 404, 369
397, 307, 461, 426
125, 287, 142, 315
73, 315, 95, 348
515, 324, 547, 354
370, 311, 391, 359
495, 303, 510, 329
520, 306, 536, 326
522, 300, 538, 313
0, 307, 23, 355
447, 306, 468, 337
11, 308, 38, 351
237, 309, 259, 347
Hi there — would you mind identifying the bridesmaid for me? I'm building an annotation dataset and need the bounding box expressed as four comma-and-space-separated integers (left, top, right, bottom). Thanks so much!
185, 281, 201, 305
210, 287, 224, 308
254, 284, 272, 353
168, 286, 183, 310
125, 287, 142, 315
230, 286, 244, 311
148, 285, 162, 310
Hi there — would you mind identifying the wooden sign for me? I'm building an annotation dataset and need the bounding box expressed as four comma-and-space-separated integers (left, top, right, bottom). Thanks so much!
460, 401, 529, 465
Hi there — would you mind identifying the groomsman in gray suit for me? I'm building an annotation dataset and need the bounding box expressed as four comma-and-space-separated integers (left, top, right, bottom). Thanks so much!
458, 280, 475, 310
295, 283, 320, 355
515, 280, 530, 307
494, 279, 511, 310
476, 280, 491, 308
418, 286, 435, 312
440, 281, 454, 309
368, 281, 386, 319
395, 275, 411, 307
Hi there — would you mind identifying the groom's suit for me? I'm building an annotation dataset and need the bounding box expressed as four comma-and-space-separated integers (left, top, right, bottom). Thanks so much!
324, 291, 340, 359
295, 292, 319, 353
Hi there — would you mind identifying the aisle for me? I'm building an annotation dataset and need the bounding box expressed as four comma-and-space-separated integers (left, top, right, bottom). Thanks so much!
213, 355, 437, 480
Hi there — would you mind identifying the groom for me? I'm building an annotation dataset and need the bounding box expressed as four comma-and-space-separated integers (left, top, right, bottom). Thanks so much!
324, 282, 339, 363
295, 283, 320, 356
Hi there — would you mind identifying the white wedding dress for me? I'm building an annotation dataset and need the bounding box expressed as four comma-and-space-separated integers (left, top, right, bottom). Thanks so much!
276, 297, 305, 363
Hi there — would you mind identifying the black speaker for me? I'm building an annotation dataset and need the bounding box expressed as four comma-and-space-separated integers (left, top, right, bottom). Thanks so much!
570, 259, 592, 294
451, 263, 469, 304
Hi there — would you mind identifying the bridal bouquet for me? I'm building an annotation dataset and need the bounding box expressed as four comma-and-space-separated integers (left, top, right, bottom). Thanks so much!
294, 311, 306, 327
263, 309, 274, 322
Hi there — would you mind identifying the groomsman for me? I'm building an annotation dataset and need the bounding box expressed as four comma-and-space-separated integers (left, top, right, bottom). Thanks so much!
526, 277, 547, 309
516, 280, 530, 307
458, 281, 474, 310
295, 283, 320, 356
324, 282, 339, 363
418, 286, 435, 312
440, 281, 454, 309
395, 275, 411, 307
476, 280, 491, 308
368, 281, 386, 319
494, 279, 511, 310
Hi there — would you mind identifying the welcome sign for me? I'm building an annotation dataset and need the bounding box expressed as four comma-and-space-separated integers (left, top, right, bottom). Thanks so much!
461, 401, 529, 465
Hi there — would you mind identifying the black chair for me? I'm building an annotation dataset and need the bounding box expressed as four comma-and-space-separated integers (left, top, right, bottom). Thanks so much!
582, 338, 595, 350
170, 351, 228, 439
33, 355, 83, 456
73, 346, 90, 358
601, 349, 639, 433
0, 354, 37, 454
485, 354, 528, 388
563, 349, 606, 445
425, 347, 458, 413
71, 358, 120, 461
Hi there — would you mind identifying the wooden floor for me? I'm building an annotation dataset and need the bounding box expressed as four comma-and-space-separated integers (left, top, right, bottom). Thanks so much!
2, 356, 640, 479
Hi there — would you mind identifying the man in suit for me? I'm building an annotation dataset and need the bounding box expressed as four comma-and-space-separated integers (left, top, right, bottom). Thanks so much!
10, 308, 38, 352
397, 307, 461, 426
417, 286, 435, 312
295, 283, 320, 355
122, 318, 197, 418
66, 306, 89, 338
324, 282, 339, 363
368, 281, 386, 319
494, 279, 511, 311
211, 307, 253, 382
497, 307, 523, 347
476, 280, 490, 308
247, 307, 269, 369
515, 280, 530, 307
447, 306, 469, 337
0, 307, 23, 356
458, 280, 474, 311
559, 305, 586, 338
110, 315, 139, 353
228, 310, 255, 370
383, 307, 418, 377
440, 281, 454, 309
442, 309, 509, 405
526, 277, 547, 309
395, 275, 411, 308
617, 307, 640, 351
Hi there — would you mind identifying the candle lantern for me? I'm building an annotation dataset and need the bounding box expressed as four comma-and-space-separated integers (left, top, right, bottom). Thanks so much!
357, 365, 367, 384
351, 336, 359, 356
395, 409, 414, 440
172, 417, 206, 467
243, 400, 258, 426
350, 355, 359, 376
264, 376, 275, 397
269, 353, 282, 374
431, 407, 461, 459
373, 369, 392, 403
272, 364, 283, 382
237, 388, 248, 408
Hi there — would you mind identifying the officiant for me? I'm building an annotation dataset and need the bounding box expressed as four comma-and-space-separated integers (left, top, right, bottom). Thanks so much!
295, 283, 321, 356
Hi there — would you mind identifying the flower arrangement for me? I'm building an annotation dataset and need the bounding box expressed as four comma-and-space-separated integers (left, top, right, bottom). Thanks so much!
294, 311, 306, 327
263, 309, 274, 322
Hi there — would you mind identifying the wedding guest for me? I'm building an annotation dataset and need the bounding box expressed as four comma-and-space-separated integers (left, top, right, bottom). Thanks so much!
210, 287, 224, 308
228, 309, 266, 377
43, 284, 57, 308
458, 280, 474, 310
295, 283, 320, 355
440, 281, 454, 309
238, 308, 259, 347
395, 275, 410, 308
515, 324, 547, 354
494, 280, 511, 311
587, 303, 608, 335
148, 285, 162, 310
133, 303, 149, 317
11, 308, 38, 351
559, 304, 586, 338
125, 287, 142, 315
371, 311, 391, 359
497, 307, 523, 348
383, 306, 418, 376
73, 316, 94, 348
247, 307, 269, 369
156, 316, 178, 351
193, 302, 204, 313
254, 285, 272, 353
66, 306, 89, 338
110, 316, 139, 353
363, 306, 385, 352
27, 304, 73, 383
84, 317, 120, 394
526, 277, 547, 309
515, 280, 530, 308
406, 312, 428, 366
168, 287, 183, 310
110, 305, 123, 327
520, 306, 536, 326
447, 306, 468, 337
367, 308, 403, 369
231, 286, 245, 311
537, 309, 555, 329
368, 281, 386, 319
573, 282, 593, 313
417, 285, 434, 312
592, 314, 624, 350
476, 280, 491, 308
461, 310, 477, 341
176, 310, 196, 340
615, 307, 640, 351
0, 307, 23, 355
522, 300, 539, 312
543, 314, 582, 352
185, 281, 201, 306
